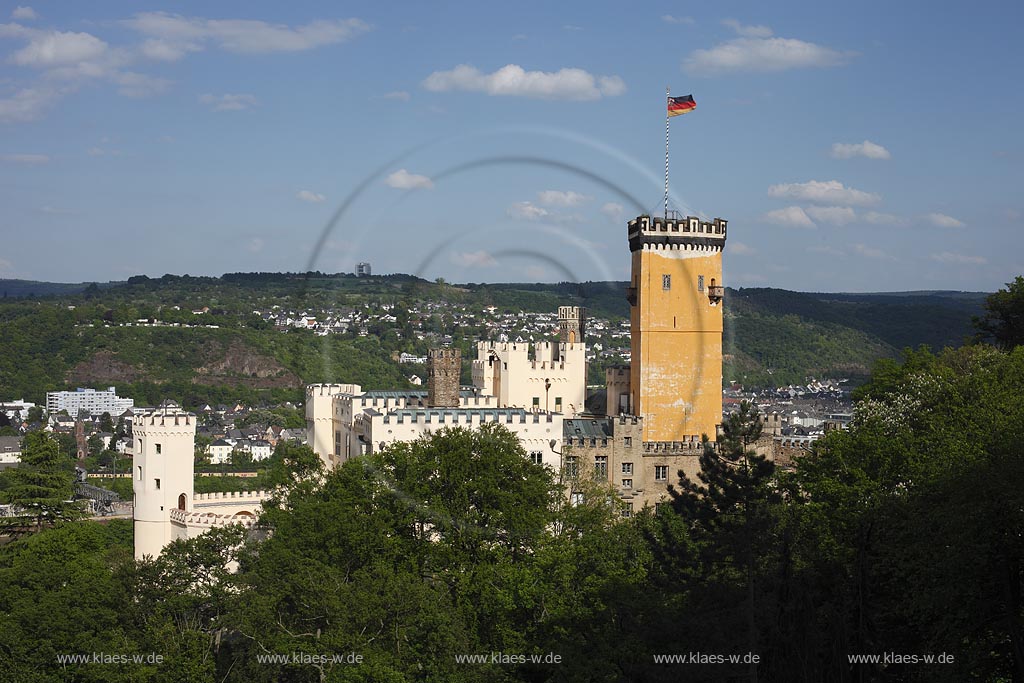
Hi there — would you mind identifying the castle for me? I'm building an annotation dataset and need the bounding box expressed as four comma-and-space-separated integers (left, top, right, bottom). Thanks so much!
134, 213, 730, 557
132, 406, 269, 560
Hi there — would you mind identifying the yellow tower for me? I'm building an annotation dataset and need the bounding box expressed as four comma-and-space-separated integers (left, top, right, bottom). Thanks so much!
627, 214, 726, 442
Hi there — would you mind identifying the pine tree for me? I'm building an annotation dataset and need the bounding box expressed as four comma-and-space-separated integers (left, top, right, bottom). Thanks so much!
0, 431, 85, 531
669, 401, 779, 682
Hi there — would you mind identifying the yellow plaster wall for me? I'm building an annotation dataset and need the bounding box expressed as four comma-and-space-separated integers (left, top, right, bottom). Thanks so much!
630, 249, 723, 442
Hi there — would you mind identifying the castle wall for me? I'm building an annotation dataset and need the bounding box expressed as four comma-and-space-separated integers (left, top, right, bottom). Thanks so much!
471, 340, 586, 417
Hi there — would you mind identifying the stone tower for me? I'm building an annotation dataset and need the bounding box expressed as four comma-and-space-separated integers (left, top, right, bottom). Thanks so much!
427, 348, 461, 408
558, 306, 587, 345
133, 406, 196, 560
627, 215, 726, 442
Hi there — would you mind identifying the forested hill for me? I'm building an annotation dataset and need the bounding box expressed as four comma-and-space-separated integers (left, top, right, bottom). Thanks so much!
0, 273, 989, 404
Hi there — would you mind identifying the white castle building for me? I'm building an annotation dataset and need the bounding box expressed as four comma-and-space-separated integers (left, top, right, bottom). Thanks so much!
132, 406, 269, 560
136, 307, 587, 559
306, 307, 586, 471
470, 305, 587, 418
305, 383, 563, 471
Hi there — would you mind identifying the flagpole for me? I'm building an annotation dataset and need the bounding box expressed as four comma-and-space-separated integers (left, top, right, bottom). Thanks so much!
664, 86, 670, 221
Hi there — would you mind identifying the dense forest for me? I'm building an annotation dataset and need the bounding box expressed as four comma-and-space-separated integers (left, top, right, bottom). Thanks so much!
0, 273, 987, 407
0, 277, 1021, 681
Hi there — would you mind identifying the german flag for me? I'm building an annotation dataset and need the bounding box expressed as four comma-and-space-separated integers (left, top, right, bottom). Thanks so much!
668, 94, 696, 117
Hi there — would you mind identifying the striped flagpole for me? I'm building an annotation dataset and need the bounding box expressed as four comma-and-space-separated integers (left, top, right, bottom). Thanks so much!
664, 87, 670, 220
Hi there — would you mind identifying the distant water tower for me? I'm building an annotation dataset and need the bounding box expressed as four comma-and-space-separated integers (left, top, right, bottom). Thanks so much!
356, 262, 372, 277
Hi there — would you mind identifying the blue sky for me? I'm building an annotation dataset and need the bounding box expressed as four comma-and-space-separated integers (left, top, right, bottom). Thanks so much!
1, 1, 1022, 292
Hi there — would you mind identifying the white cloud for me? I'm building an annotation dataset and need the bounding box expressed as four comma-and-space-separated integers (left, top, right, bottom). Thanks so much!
537, 190, 590, 207
0, 86, 62, 123
722, 19, 773, 38
733, 273, 768, 285
248, 237, 264, 253
600, 202, 624, 221
508, 201, 548, 221
385, 168, 433, 190
115, 71, 170, 97
563, 24, 583, 32
422, 64, 626, 100
2, 153, 48, 163
853, 243, 896, 260
805, 205, 857, 225
296, 190, 325, 203
729, 242, 756, 255
11, 7, 37, 21
862, 211, 909, 227
763, 206, 815, 228
684, 35, 852, 76
381, 90, 410, 101
0, 257, 13, 274
139, 38, 198, 62
930, 252, 986, 265
926, 212, 965, 228
123, 13, 370, 55
452, 250, 497, 268
11, 29, 108, 67
199, 93, 257, 111
807, 245, 846, 257
768, 179, 880, 206
831, 140, 891, 160
661, 15, 694, 25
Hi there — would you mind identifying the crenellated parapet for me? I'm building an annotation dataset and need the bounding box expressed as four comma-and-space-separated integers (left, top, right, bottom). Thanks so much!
192, 490, 272, 504
382, 409, 557, 425
641, 438, 706, 453
628, 215, 727, 253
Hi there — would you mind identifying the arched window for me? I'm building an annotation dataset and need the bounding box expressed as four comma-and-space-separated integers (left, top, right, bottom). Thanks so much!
177, 494, 186, 510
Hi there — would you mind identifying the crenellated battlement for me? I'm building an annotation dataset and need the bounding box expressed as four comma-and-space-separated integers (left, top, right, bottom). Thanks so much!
628, 215, 727, 253
192, 490, 272, 504
133, 409, 195, 433
382, 409, 557, 426
641, 438, 706, 453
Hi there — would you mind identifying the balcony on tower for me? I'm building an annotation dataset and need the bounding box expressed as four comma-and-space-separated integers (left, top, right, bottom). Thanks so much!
707, 282, 724, 303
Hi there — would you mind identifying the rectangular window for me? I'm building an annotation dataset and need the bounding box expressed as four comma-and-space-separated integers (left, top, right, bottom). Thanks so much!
565, 456, 579, 479
697, 275, 705, 292
137, 466, 142, 480
624, 437, 632, 447
570, 492, 584, 506
655, 465, 668, 481
529, 451, 543, 465
155, 443, 162, 454
594, 455, 608, 480
621, 502, 634, 518
662, 274, 671, 290
622, 462, 633, 475
155, 478, 161, 490
622, 478, 633, 489
554, 397, 562, 409
532, 396, 540, 408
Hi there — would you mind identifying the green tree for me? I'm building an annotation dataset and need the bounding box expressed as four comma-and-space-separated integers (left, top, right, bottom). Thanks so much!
662, 402, 780, 680
0, 431, 84, 531
98, 411, 114, 433
975, 275, 1024, 349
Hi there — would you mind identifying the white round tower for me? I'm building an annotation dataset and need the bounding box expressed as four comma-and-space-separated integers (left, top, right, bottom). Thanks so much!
133, 407, 196, 560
